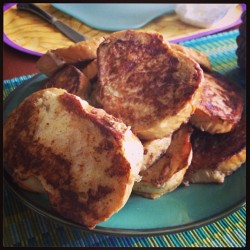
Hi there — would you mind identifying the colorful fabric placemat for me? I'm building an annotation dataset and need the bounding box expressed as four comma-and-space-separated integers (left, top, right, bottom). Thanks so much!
3, 29, 246, 247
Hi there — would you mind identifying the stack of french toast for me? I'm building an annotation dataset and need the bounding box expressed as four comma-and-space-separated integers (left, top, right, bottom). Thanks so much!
3, 30, 246, 229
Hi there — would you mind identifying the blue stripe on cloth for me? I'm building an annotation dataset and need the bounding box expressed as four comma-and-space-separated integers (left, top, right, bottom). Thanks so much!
3, 74, 35, 100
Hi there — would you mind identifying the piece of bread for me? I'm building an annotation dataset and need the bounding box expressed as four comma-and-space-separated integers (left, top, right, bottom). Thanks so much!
43, 60, 98, 106
3, 88, 144, 229
80, 59, 101, 107
81, 59, 98, 81
190, 71, 244, 134
96, 30, 204, 140
184, 115, 246, 184
170, 43, 211, 72
36, 36, 105, 76
133, 124, 193, 199
44, 65, 91, 100
141, 136, 172, 171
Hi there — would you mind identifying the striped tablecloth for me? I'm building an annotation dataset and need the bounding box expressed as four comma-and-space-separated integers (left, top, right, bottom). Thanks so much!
3, 29, 246, 247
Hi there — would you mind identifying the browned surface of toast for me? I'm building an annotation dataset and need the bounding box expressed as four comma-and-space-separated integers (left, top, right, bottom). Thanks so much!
3, 88, 143, 229
190, 71, 244, 133
96, 30, 203, 139
187, 114, 246, 174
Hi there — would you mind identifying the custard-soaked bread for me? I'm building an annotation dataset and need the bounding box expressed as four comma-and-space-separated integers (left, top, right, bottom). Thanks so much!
96, 30, 204, 139
44, 61, 98, 105
133, 124, 193, 199
190, 71, 244, 134
184, 115, 246, 184
170, 43, 211, 72
3, 88, 144, 229
141, 136, 172, 171
80, 59, 102, 107
36, 36, 105, 76
81, 59, 98, 81
45, 65, 91, 100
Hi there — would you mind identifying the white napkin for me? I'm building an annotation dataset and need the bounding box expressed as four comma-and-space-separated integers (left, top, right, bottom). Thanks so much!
175, 4, 237, 28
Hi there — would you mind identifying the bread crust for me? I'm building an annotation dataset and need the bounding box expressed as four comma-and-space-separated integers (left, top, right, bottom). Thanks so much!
3, 88, 144, 229
96, 30, 204, 139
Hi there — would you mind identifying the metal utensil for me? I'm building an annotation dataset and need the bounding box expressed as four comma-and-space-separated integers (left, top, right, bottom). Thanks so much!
16, 3, 87, 42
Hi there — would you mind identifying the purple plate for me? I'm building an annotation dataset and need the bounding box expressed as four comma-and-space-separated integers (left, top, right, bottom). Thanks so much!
3, 3, 245, 56
3, 3, 43, 56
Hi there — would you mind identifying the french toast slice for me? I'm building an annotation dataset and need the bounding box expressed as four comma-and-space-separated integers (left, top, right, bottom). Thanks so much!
45, 65, 91, 100
190, 71, 244, 134
96, 30, 204, 140
141, 136, 172, 171
81, 59, 98, 81
184, 115, 246, 184
133, 124, 193, 199
170, 43, 211, 72
44, 60, 99, 105
3, 88, 144, 229
80, 59, 101, 107
36, 36, 105, 76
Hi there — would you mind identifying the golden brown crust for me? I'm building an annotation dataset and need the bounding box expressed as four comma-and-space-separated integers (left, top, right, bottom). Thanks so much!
170, 43, 211, 72
3, 88, 143, 229
185, 115, 246, 183
133, 124, 193, 198
190, 71, 244, 133
96, 30, 204, 139
36, 36, 105, 76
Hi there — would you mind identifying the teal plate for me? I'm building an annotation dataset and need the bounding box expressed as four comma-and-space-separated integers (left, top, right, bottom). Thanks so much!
3, 74, 246, 236
52, 3, 176, 31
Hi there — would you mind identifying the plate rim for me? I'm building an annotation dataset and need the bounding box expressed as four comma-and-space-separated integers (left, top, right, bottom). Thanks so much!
3, 3, 43, 57
3, 170, 246, 236
3, 74, 246, 236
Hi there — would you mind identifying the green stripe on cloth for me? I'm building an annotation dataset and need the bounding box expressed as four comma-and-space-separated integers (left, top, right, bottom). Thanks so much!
3, 29, 246, 247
